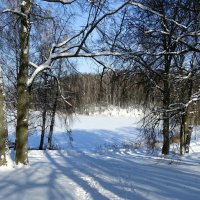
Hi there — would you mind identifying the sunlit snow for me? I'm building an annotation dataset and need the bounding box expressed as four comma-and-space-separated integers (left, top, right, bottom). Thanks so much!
1, 108, 200, 200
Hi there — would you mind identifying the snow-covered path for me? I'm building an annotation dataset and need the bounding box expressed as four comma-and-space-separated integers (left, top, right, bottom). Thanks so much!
0, 150, 200, 200
2, 113, 200, 200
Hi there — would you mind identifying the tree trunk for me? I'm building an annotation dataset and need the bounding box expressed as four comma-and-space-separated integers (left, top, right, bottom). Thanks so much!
180, 114, 185, 155
39, 109, 47, 150
47, 65, 62, 149
162, 61, 170, 155
184, 79, 194, 153
15, 0, 31, 165
180, 78, 194, 155
0, 66, 8, 166
47, 92, 58, 149
184, 105, 194, 153
162, 113, 170, 155
39, 75, 48, 150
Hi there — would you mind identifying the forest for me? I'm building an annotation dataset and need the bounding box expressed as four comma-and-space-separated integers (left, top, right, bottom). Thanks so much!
0, 0, 200, 167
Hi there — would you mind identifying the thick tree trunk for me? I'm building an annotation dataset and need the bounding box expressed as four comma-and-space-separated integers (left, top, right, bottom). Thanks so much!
0, 66, 8, 166
15, 0, 31, 165
162, 113, 170, 155
183, 105, 194, 153
180, 78, 194, 155
162, 61, 170, 155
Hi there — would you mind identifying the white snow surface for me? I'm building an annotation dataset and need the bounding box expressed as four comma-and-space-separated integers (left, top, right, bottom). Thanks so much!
1, 109, 200, 200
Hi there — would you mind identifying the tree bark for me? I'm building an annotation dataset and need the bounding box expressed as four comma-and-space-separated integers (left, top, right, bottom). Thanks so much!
15, 0, 31, 165
180, 114, 185, 155
183, 105, 194, 153
161, 58, 171, 155
0, 66, 8, 166
180, 77, 194, 154
47, 91, 58, 149
39, 109, 47, 150
162, 112, 170, 155
39, 75, 48, 150
47, 65, 62, 149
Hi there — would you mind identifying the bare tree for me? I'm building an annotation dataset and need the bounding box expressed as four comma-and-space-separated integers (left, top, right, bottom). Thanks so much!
92, 0, 200, 155
2, 0, 133, 164
2, 0, 200, 166
0, 65, 8, 166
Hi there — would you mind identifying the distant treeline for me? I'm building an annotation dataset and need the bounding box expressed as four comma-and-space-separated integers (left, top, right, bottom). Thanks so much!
21, 70, 200, 117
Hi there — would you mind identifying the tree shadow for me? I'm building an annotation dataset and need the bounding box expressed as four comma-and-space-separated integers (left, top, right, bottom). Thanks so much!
50, 126, 140, 151
0, 150, 200, 200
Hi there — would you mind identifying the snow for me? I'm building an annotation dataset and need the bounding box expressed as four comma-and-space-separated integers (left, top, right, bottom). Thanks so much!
27, 63, 51, 87
26, 109, 142, 151
1, 109, 200, 200
1, 150, 200, 200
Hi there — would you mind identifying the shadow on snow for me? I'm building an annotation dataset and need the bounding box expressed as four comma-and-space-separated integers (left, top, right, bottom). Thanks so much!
0, 150, 200, 200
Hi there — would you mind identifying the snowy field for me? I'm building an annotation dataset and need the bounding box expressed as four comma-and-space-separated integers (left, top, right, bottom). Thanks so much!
1, 109, 200, 200
28, 113, 142, 151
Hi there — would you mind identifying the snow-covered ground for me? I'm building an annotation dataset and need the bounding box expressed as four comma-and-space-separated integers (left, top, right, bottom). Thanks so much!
28, 113, 142, 151
1, 109, 200, 200
1, 150, 200, 200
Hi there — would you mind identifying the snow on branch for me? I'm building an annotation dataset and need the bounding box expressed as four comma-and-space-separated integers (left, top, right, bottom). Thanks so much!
29, 0, 190, 89
53, 0, 131, 53
27, 50, 138, 87
28, 61, 51, 87
185, 90, 200, 109
130, 1, 187, 30
29, 62, 72, 106
144, 29, 170, 35
165, 103, 185, 113
145, 50, 189, 56
51, 51, 136, 59
27, 1, 132, 86
174, 37, 200, 53
163, 91, 200, 115
175, 72, 193, 81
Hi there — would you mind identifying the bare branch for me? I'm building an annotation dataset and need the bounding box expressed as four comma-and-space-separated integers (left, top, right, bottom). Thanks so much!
45, 73, 72, 106
42, 0, 75, 4
185, 90, 200, 109
28, 1, 132, 86
3, 8, 27, 18
130, 1, 187, 30
29, 62, 72, 106
75, 0, 131, 55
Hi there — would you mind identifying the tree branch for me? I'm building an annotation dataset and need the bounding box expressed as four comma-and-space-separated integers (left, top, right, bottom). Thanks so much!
3, 8, 27, 18
130, 1, 187, 30
42, 0, 75, 4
